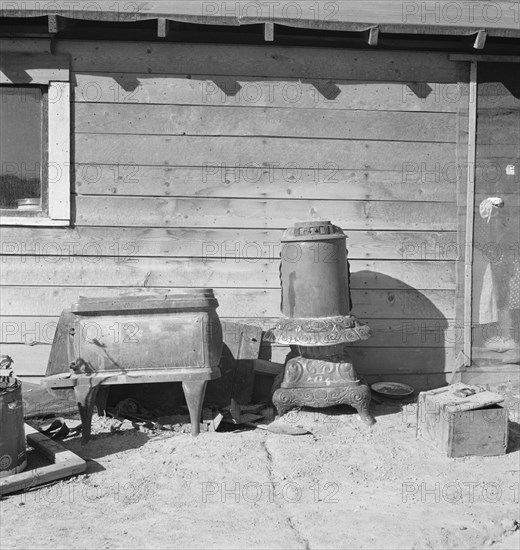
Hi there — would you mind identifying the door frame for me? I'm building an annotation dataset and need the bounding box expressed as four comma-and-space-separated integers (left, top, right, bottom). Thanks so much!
451, 54, 520, 379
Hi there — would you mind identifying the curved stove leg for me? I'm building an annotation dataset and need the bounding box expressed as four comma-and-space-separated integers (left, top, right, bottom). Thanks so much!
344, 384, 376, 426
74, 385, 99, 445
271, 388, 293, 417
182, 380, 207, 436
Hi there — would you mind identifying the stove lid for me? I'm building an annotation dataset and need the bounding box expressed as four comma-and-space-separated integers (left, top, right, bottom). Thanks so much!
282, 221, 346, 242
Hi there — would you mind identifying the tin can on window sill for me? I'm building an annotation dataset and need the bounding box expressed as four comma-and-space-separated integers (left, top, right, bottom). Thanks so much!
16, 198, 41, 211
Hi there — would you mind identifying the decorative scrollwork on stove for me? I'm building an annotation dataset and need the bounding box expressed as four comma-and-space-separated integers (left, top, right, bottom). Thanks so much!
272, 385, 374, 425
282, 356, 359, 388
264, 315, 372, 346
284, 360, 304, 385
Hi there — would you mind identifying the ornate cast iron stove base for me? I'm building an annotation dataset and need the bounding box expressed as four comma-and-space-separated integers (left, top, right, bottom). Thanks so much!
272, 352, 375, 425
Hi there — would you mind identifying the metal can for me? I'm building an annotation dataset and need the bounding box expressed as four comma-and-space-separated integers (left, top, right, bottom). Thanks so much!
0, 378, 27, 478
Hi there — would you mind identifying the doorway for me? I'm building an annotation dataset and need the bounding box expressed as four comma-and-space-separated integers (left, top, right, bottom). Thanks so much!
472, 62, 520, 370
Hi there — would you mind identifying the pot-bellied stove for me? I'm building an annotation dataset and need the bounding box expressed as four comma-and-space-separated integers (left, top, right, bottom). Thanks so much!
267, 221, 375, 425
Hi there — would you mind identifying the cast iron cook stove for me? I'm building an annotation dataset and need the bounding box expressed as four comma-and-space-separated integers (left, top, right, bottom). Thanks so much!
267, 221, 375, 425
41, 290, 223, 442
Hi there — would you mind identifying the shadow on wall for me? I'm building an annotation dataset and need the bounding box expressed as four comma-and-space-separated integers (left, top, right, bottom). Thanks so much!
348, 270, 450, 391
478, 63, 520, 98
261, 270, 451, 391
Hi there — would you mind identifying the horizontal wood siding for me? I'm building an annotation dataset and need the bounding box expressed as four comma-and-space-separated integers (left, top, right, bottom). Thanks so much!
0, 287, 455, 318
0, 258, 456, 289
0, 40, 469, 385
56, 42, 465, 81
72, 166, 456, 201
74, 104, 457, 141
73, 197, 457, 229
73, 74, 465, 112
0, 227, 458, 260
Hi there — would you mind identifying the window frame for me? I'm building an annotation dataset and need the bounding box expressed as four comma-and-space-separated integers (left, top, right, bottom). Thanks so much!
0, 53, 70, 226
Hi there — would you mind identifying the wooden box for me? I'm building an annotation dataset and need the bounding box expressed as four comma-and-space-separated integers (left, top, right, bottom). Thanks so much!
416, 384, 508, 458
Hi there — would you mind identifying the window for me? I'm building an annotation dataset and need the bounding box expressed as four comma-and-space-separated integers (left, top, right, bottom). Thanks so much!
0, 85, 46, 211
0, 54, 70, 226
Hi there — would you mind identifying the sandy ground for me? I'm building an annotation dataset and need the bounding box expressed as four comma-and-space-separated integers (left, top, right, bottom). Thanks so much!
1, 387, 519, 550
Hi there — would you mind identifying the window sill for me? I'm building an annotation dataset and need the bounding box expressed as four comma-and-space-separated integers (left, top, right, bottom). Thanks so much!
0, 216, 70, 227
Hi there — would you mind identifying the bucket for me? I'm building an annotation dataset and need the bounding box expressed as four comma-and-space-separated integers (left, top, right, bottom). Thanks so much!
0, 378, 27, 478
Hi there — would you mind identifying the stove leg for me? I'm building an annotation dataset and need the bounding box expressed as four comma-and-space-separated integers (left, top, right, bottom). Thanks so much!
352, 400, 376, 426
344, 384, 376, 426
95, 386, 110, 417
74, 385, 99, 445
182, 380, 207, 436
357, 409, 376, 425
272, 388, 291, 417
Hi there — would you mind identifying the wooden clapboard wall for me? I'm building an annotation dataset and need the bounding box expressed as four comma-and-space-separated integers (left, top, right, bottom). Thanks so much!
0, 40, 470, 389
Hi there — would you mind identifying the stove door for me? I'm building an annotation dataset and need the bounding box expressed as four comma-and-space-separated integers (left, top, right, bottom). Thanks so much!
70, 313, 208, 372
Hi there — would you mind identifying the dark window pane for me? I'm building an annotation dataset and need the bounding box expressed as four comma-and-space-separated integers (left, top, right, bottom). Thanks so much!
0, 86, 43, 210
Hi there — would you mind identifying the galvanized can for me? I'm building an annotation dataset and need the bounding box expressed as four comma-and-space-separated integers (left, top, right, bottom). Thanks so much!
0, 378, 27, 478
